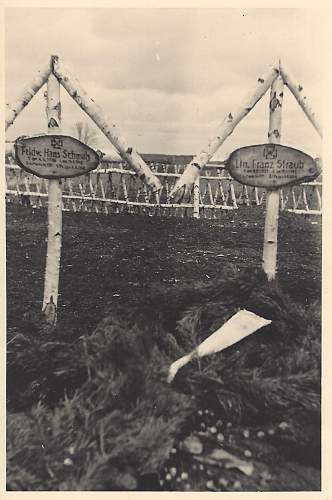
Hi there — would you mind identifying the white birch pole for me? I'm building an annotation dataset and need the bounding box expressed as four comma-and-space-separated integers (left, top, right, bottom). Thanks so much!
170, 62, 280, 201
262, 75, 284, 281
193, 176, 200, 219
51, 56, 161, 193
5, 141, 15, 159
279, 61, 322, 138
5, 63, 51, 130
42, 70, 62, 325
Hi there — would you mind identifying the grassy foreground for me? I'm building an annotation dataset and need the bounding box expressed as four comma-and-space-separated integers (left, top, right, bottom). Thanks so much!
6, 203, 321, 491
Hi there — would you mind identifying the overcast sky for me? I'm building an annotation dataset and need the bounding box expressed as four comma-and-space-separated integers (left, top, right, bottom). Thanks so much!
5, 8, 323, 159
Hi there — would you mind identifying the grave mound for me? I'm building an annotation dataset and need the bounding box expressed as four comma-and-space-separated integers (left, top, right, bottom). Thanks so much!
7, 267, 320, 490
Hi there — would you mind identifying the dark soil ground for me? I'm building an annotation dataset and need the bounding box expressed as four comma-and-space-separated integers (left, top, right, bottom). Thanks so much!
6, 204, 321, 339
6, 202, 321, 491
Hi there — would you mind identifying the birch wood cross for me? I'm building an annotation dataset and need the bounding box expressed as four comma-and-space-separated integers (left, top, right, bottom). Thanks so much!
169, 62, 280, 202
262, 75, 284, 280
51, 56, 161, 193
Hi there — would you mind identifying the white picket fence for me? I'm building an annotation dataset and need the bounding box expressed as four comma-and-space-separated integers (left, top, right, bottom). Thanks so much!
5, 162, 322, 218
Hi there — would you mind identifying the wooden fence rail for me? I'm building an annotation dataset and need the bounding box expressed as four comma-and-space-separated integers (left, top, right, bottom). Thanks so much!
5, 162, 322, 218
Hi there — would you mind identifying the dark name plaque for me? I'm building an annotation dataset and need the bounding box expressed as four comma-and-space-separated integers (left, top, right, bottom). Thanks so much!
15, 135, 101, 179
227, 144, 320, 188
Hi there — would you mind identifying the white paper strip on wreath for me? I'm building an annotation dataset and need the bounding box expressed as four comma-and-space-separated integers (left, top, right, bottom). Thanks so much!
167, 309, 272, 383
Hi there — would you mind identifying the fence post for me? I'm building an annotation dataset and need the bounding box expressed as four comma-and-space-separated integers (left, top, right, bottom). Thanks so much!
42, 64, 62, 325
193, 175, 200, 219
262, 74, 284, 281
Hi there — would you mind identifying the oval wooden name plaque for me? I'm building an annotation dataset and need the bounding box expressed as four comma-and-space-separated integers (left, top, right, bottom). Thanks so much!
227, 144, 320, 188
15, 135, 101, 179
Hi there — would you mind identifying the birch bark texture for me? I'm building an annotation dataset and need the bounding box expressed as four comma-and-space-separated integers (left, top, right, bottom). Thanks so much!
279, 61, 322, 138
5, 63, 51, 130
51, 56, 161, 193
193, 176, 200, 219
5, 142, 15, 159
42, 71, 63, 325
262, 75, 284, 281
170, 62, 280, 201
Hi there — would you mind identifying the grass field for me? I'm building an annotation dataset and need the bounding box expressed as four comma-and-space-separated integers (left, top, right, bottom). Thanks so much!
6, 202, 321, 491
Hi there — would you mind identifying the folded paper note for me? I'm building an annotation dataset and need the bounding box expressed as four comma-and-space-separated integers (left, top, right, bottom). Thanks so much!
167, 309, 271, 383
